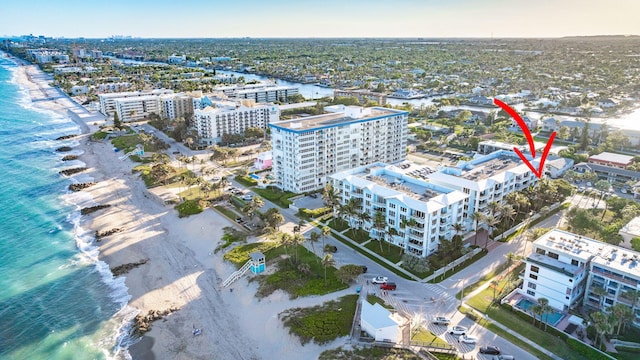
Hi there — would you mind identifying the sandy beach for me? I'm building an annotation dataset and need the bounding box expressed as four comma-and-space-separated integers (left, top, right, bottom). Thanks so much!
11, 56, 347, 360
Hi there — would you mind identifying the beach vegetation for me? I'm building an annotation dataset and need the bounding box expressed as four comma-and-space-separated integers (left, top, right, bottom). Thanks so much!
235, 174, 258, 187
336, 264, 365, 284
92, 131, 108, 140
223, 241, 279, 267
214, 226, 248, 253
175, 199, 204, 217
319, 346, 422, 360
279, 295, 358, 345
252, 245, 348, 298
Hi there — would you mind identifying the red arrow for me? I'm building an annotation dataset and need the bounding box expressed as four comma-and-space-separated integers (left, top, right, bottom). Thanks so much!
493, 98, 556, 179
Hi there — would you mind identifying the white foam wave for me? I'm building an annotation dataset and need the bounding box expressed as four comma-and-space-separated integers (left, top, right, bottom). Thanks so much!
63, 189, 135, 359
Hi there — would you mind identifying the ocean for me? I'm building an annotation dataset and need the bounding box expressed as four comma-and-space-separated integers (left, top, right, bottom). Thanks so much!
0, 57, 134, 359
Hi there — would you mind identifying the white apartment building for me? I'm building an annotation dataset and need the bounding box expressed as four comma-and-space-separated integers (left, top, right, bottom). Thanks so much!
520, 229, 640, 326
114, 95, 161, 122
193, 100, 280, 145
99, 89, 174, 116
269, 106, 408, 193
330, 163, 468, 257
213, 83, 299, 102
427, 150, 538, 232
520, 229, 592, 311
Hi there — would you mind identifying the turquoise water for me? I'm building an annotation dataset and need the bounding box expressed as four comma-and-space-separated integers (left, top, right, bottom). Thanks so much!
516, 298, 563, 326
0, 56, 133, 360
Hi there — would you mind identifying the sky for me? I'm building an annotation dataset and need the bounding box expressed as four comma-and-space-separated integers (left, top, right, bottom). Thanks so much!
1, 0, 639, 39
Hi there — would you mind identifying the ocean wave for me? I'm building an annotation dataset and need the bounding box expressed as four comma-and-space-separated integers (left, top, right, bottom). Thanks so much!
64, 183, 135, 360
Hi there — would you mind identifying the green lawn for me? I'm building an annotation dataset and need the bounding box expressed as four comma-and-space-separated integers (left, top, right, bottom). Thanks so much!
366, 294, 394, 310
175, 199, 203, 218
111, 134, 142, 152
428, 249, 487, 283
327, 217, 349, 232
330, 232, 413, 280
252, 245, 349, 298
457, 262, 521, 299
280, 295, 358, 345
364, 240, 403, 264
251, 187, 296, 208
342, 227, 371, 244
411, 327, 449, 347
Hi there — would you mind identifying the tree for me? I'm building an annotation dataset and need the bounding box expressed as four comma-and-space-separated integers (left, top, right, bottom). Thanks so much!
591, 311, 612, 349
372, 209, 387, 252
113, 111, 121, 129
321, 226, 331, 251
591, 283, 608, 309
322, 183, 340, 218
322, 253, 335, 285
538, 298, 551, 331
264, 208, 284, 231
292, 233, 305, 264
491, 279, 500, 302
608, 303, 634, 336
471, 212, 484, 247
309, 232, 320, 258
451, 223, 464, 238
531, 304, 543, 326
484, 215, 499, 249
579, 121, 590, 150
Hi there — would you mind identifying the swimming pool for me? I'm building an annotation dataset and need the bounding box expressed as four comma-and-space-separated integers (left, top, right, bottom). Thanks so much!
516, 298, 564, 326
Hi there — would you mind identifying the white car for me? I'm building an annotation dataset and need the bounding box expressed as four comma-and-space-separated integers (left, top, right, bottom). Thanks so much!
458, 334, 478, 344
448, 325, 468, 335
371, 276, 388, 284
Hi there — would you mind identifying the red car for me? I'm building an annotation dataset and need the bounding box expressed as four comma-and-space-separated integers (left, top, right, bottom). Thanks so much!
380, 282, 396, 290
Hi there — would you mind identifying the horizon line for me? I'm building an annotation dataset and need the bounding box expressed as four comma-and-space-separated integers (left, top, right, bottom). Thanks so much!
3, 34, 640, 40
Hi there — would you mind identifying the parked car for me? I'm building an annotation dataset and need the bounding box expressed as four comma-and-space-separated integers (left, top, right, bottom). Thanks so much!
448, 326, 467, 335
479, 345, 501, 355
371, 276, 389, 284
458, 335, 478, 344
242, 193, 253, 201
432, 317, 451, 326
492, 355, 514, 360
380, 282, 396, 290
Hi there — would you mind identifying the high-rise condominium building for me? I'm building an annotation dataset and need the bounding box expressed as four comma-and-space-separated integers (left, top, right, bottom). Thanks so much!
269, 105, 408, 193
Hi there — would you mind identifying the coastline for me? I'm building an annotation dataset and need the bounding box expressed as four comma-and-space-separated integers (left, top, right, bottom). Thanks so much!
8, 55, 343, 360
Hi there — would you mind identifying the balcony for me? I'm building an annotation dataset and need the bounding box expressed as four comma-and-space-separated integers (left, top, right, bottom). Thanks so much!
592, 268, 639, 287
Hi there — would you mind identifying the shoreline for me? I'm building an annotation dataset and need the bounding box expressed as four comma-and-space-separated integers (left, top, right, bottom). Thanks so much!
8, 54, 342, 360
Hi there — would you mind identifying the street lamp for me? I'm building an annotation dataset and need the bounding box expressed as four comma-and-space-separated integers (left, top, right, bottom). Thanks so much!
456, 278, 465, 308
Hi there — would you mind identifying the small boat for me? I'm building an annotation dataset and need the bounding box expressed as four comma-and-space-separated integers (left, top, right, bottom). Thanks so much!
193, 328, 202, 336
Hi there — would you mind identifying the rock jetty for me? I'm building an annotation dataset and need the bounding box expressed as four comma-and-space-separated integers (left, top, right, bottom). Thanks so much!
56, 146, 73, 152
56, 134, 78, 140
61, 155, 79, 161
95, 227, 124, 241
59, 167, 87, 176
80, 204, 110, 215
110, 259, 148, 276
68, 182, 96, 191
133, 307, 180, 336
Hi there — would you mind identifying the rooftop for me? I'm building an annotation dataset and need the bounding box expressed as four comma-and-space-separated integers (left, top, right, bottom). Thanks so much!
620, 216, 640, 237
459, 155, 525, 181
270, 107, 403, 132
534, 229, 640, 279
588, 152, 634, 165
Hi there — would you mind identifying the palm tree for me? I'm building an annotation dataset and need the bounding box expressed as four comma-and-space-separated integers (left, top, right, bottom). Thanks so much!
500, 204, 517, 232
309, 232, 320, 258
471, 212, 484, 247
280, 233, 294, 265
321, 183, 340, 218
484, 215, 499, 250
292, 233, 305, 264
321, 226, 331, 251
538, 298, 551, 331
487, 201, 501, 218
372, 209, 387, 252
491, 279, 500, 302
322, 253, 335, 285
608, 303, 634, 335
531, 304, 543, 326
451, 223, 464, 238
591, 311, 612, 349
591, 283, 608, 309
